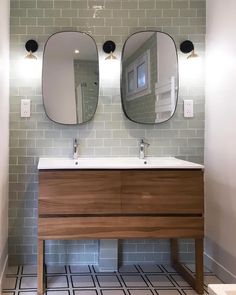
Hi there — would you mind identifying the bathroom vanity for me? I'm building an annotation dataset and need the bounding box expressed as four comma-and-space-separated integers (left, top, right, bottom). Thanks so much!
37, 157, 204, 295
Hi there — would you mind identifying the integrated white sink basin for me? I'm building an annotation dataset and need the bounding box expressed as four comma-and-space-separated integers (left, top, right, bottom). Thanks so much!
38, 157, 203, 170
209, 285, 236, 295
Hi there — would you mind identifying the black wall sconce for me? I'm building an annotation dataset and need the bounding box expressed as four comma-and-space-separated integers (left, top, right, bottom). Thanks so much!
180, 40, 198, 59
103, 40, 117, 60
25, 39, 38, 59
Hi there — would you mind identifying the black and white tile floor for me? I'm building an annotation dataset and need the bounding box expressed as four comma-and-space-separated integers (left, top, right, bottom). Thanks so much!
2, 264, 223, 295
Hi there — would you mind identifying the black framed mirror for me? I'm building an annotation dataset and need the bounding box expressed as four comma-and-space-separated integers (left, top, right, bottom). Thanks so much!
42, 31, 99, 125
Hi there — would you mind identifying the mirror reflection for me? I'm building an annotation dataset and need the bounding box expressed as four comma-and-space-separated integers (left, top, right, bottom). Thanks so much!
121, 31, 178, 124
42, 32, 99, 124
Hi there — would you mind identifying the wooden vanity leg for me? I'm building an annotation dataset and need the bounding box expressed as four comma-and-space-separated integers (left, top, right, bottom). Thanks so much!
38, 239, 45, 295
170, 238, 179, 265
170, 238, 204, 294
195, 238, 204, 294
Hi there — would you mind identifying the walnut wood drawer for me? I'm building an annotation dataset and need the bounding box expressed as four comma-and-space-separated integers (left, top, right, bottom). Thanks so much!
121, 170, 204, 214
39, 169, 204, 217
38, 216, 204, 240
39, 170, 121, 215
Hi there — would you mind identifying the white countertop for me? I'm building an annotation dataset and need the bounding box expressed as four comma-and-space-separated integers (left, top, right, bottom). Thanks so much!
38, 157, 204, 170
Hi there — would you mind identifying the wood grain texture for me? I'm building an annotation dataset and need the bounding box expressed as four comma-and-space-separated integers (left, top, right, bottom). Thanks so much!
171, 238, 204, 294
39, 169, 204, 216
195, 238, 204, 294
121, 170, 204, 214
38, 216, 204, 239
39, 170, 121, 215
37, 239, 45, 295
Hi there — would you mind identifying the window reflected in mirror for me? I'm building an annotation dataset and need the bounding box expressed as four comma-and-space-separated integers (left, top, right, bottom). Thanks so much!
121, 31, 178, 124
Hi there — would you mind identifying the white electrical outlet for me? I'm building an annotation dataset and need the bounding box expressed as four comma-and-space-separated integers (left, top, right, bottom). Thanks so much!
21, 99, 31, 118
184, 100, 194, 118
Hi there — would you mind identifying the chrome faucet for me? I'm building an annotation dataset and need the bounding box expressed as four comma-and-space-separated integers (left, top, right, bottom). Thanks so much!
73, 138, 79, 160
139, 139, 150, 159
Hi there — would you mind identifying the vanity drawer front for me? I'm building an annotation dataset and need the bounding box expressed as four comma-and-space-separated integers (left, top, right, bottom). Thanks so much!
39, 170, 121, 215
38, 216, 204, 240
121, 170, 204, 214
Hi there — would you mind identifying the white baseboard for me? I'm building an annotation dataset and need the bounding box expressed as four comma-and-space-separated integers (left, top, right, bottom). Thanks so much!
204, 252, 236, 283
0, 255, 8, 292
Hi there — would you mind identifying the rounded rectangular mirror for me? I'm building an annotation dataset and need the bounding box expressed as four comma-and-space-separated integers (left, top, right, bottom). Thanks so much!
121, 31, 178, 124
42, 32, 99, 124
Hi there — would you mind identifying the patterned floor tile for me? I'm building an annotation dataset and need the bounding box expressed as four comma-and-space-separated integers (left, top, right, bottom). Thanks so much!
155, 289, 181, 294
161, 265, 178, 273
121, 275, 148, 287
96, 275, 121, 287
118, 265, 139, 273
139, 265, 163, 273
18, 292, 38, 295
70, 265, 91, 274
2, 277, 18, 290
101, 290, 126, 295
71, 275, 95, 288
22, 265, 37, 275
128, 289, 154, 295
1, 264, 221, 295
92, 265, 116, 274
171, 274, 190, 287
46, 275, 69, 289
6, 266, 19, 276
46, 265, 67, 274
20, 276, 37, 289
46, 291, 70, 295
74, 291, 98, 295
146, 274, 174, 287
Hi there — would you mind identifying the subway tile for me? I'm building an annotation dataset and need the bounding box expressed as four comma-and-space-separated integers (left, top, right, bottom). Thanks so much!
37, 17, 54, 26
37, 0, 53, 9
105, 1, 122, 9
20, 0, 36, 8
139, 0, 156, 9
163, 9, 179, 17
180, 8, 197, 17
156, 0, 172, 9
122, 1, 138, 9
44, 9, 61, 17
54, 0, 72, 9
129, 10, 146, 18
20, 17, 37, 25
146, 9, 162, 17
190, 0, 206, 9
112, 9, 129, 18
173, 0, 189, 9
10, 8, 27, 17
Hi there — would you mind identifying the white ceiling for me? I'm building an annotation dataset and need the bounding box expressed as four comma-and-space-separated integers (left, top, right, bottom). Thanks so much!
123, 32, 155, 60
45, 32, 98, 61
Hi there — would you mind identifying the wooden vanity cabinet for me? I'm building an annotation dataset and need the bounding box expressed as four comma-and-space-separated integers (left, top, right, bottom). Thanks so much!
38, 169, 204, 295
